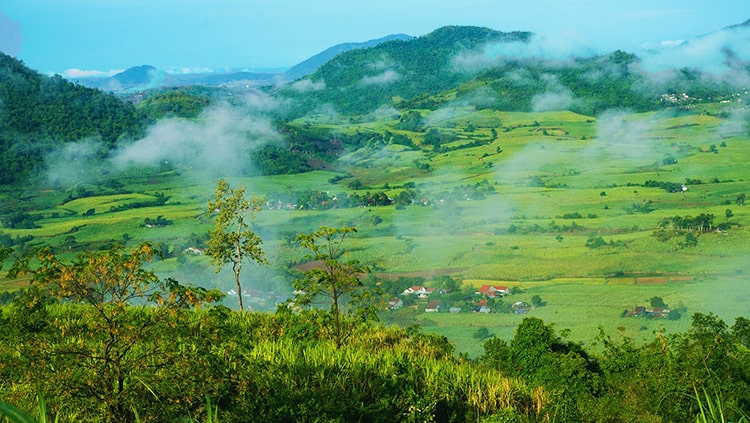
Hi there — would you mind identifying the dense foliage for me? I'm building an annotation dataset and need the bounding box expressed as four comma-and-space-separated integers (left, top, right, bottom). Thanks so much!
0, 53, 146, 184
2, 239, 749, 422
278, 26, 531, 114
1, 295, 748, 421
134, 88, 212, 119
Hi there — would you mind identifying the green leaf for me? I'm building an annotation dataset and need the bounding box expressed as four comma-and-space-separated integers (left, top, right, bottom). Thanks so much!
0, 402, 37, 423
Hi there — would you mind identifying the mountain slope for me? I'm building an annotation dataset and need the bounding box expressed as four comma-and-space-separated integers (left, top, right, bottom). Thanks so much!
283, 33, 414, 81
279, 26, 532, 114
0, 53, 145, 184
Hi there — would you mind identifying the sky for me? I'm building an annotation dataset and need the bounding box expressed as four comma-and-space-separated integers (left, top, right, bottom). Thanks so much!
2, 0, 750, 78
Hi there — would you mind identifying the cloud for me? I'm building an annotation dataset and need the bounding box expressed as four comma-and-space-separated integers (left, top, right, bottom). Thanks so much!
166, 66, 217, 75
639, 25, 750, 76
365, 105, 400, 122
450, 50, 496, 73
109, 100, 281, 179
531, 74, 577, 112
717, 109, 750, 139
290, 78, 326, 92
62, 68, 124, 78
45, 138, 108, 186
360, 69, 400, 85
589, 109, 658, 164
484, 31, 600, 62
0, 13, 22, 56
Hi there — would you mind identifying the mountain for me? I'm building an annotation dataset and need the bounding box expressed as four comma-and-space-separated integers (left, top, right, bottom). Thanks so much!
278, 26, 532, 114
0, 52, 146, 184
282, 33, 414, 81
278, 24, 745, 116
78, 65, 181, 92
76, 34, 414, 92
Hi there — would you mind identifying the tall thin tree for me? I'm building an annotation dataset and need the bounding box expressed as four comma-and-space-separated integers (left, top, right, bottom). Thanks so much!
206, 179, 267, 311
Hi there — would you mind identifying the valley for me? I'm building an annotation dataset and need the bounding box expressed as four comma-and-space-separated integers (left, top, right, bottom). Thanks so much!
1, 22, 749, 420
3, 105, 747, 356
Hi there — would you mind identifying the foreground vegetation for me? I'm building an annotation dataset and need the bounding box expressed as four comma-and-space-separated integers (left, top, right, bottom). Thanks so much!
1, 289, 748, 421
1, 234, 749, 422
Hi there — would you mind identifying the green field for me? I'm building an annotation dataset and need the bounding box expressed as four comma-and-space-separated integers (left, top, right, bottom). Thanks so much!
2, 108, 748, 354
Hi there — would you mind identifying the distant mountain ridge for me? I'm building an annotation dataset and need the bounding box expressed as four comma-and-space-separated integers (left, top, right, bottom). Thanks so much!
75, 33, 414, 92
282, 33, 414, 81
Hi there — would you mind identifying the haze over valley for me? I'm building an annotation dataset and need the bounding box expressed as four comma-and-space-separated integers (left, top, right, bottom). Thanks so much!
1, 4, 750, 421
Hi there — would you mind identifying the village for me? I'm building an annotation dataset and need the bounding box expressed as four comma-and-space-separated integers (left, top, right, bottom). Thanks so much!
388, 283, 536, 315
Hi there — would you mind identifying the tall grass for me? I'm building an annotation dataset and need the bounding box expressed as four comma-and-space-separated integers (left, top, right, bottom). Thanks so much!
693, 384, 749, 423
245, 338, 541, 420
0, 390, 57, 423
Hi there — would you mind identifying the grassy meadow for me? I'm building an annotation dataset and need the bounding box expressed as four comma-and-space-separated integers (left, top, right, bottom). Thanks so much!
2, 106, 748, 355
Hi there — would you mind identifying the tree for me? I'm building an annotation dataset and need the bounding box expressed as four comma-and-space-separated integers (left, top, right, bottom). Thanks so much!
205, 179, 267, 311
531, 294, 545, 307
290, 226, 380, 348
8, 242, 223, 422
650, 296, 666, 309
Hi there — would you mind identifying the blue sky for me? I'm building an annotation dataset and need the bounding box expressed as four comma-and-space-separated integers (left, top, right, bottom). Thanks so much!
2, 0, 749, 77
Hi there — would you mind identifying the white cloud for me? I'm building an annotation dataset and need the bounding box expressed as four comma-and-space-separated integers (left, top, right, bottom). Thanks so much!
291, 78, 326, 92
531, 74, 577, 112
360, 69, 400, 85
639, 26, 750, 75
110, 103, 281, 178
62, 68, 124, 78
485, 31, 599, 62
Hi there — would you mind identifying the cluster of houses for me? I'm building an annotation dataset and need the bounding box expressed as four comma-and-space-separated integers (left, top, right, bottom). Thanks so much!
622, 306, 672, 319
389, 284, 517, 313
225, 288, 286, 310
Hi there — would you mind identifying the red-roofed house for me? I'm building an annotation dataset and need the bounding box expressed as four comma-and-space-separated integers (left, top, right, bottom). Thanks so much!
477, 285, 510, 298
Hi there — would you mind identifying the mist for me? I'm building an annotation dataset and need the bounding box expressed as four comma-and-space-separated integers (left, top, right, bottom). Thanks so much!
485, 32, 600, 63
45, 138, 109, 186
112, 105, 276, 177
360, 69, 400, 85
530, 74, 577, 112
639, 25, 750, 75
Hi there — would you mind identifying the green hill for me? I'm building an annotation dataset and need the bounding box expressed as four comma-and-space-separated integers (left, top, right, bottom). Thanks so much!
278, 26, 738, 117
278, 26, 532, 114
0, 53, 146, 184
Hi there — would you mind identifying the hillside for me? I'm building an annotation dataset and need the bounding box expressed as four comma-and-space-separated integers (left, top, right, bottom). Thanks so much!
0, 53, 146, 184
277, 26, 532, 114
278, 25, 742, 117
282, 33, 415, 81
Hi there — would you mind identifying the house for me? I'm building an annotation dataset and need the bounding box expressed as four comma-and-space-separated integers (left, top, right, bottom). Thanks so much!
402, 285, 425, 295
388, 297, 404, 310
512, 301, 530, 314
401, 286, 435, 298
185, 246, 203, 255
477, 285, 510, 298
623, 306, 648, 317
425, 300, 444, 312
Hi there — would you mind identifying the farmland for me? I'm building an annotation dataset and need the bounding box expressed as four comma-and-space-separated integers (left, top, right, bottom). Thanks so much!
2, 106, 747, 356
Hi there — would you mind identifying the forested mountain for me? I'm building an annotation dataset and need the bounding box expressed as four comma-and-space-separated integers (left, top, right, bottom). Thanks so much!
0, 53, 146, 184
278, 26, 532, 114
0, 25, 744, 187
282, 33, 415, 81
277, 25, 739, 116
